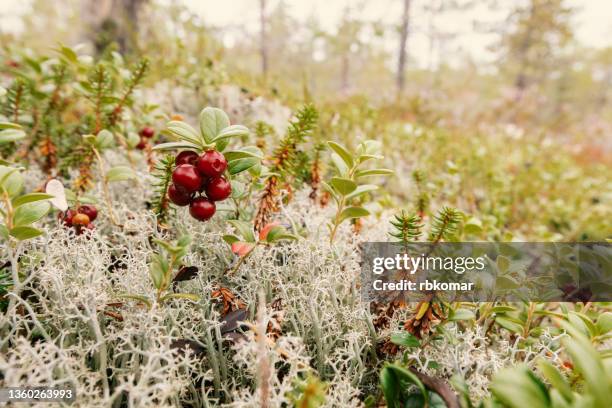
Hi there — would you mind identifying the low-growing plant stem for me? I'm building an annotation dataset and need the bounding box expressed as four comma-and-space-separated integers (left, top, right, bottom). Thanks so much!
329, 196, 346, 244
92, 147, 120, 226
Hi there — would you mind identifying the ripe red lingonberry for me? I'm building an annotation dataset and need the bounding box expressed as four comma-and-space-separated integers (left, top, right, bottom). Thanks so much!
136, 139, 147, 150
189, 197, 216, 221
205, 176, 232, 201
196, 150, 227, 178
172, 164, 202, 193
60, 209, 76, 227
140, 127, 155, 138
175, 150, 199, 166
72, 213, 90, 226
79, 205, 98, 222
168, 183, 192, 206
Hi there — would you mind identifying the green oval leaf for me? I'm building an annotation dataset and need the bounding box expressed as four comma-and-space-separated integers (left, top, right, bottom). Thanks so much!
228, 157, 260, 175
228, 220, 256, 243
152, 141, 201, 151
0, 128, 26, 145
355, 168, 394, 178
106, 166, 136, 182
9, 226, 44, 241
390, 331, 420, 347
330, 177, 357, 195
95, 129, 114, 149
345, 184, 378, 201
13, 201, 50, 227
212, 125, 249, 142
327, 141, 354, 168
12, 193, 54, 208
338, 206, 369, 224
0, 166, 24, 197
199, 107, 229, 143
166, 121, 202, 145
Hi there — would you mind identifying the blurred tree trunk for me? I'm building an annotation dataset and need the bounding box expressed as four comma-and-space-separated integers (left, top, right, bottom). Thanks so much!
340, 53, 350, 93
83, 0, 148, 55
260, 0, 269, 78
397, 0, 412, 96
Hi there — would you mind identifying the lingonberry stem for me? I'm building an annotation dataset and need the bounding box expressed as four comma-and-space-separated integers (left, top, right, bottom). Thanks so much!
92, 147, 120, 226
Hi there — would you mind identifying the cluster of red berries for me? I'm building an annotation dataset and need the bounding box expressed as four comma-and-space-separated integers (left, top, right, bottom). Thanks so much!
59, 205, 98, 234
136, 126, 155, 150
168, 150, 232, 221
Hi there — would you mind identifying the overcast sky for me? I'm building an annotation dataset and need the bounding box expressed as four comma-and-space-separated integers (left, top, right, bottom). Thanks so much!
2, 0, 611, 66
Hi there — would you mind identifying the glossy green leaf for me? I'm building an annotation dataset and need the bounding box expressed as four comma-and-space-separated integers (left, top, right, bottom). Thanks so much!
449, 308, 476, 321
228, 220, 256, 243
491, 366, 550, 408
0, 128, 26, 144
199, 107, 229, 143
12, 193, 53, 208
390, 331, 420, 347
9, 226, 43, 240
106, 166, 136, 182
166, 121, 202, 145
222, 234, 241, 245
596, 312, 612, 335
13, 201, 50, 227
0, 122, 22, 130
330, 153, 349, 176
327, 141, 354, 168
212, 124, 249, 142
95, 129, 114, 149
152, 141, 201, 151
345, 184, 378, 201
0, 166, 24, 197
495, 316, 523, 334
149, 254, 166, 290
338, 206, 369, 224
228, 157, 259, 175
538, 360, 573, 403
355, 168, 394, 178
0, 224, 8, 240
224, 147, 263, 161
330, 177, 357, 195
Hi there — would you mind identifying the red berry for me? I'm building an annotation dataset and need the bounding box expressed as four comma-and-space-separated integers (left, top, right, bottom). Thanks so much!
168, 183, 192, 206
175, 150, 199, 166
73, 213, 90, 226
79, 205, 98, 221
60, 209, 76, 227
172, 164, 202, 193
136, 139, 147, 150
205, 176, 232, 201
140, 127, 155, 138
189, 197, 216, 221
196, 150, 227, 178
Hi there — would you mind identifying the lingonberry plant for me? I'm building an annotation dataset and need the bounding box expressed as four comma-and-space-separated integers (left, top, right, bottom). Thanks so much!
154, 107, 262, 222
323, 139, 393, 243
120, 236, 199, 308
223, 219, 298, 266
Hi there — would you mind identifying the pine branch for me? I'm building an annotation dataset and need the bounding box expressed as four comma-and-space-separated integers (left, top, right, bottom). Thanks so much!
428, 206, 461, 243
4, 79, 29, 123
86, 64, 112, 133
389, 210, 423, 243
412, 169, 429, 217
271, 103, 318, 178
151, 154, 175, 227
108, 58, 149, 126
254, 104, 318, 232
